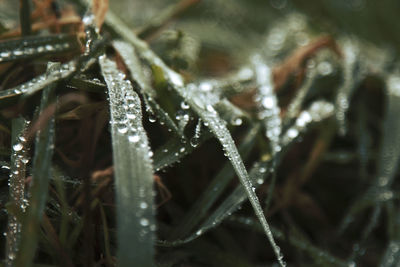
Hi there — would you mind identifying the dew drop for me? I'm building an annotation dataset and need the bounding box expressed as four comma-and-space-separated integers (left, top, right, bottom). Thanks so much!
180, 101, 190, 110
13, 143, 23, 152
148, 115, 156, 123
140, 218, 149, 226
231, 117, 243, 126
128, 134, 140, 143
287, 128, 299, 139
118, 127, 128, 134
126, 113, 136, 119
190, 137, 199, 148
317, 61, 333, 76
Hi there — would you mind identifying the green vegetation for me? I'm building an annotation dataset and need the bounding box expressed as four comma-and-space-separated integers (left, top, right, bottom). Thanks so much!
0, 0, 399, 266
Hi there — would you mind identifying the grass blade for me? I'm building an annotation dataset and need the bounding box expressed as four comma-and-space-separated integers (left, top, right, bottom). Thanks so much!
15, 62, 57, 266
19, 0, 31, 36
6, 117, 30, 266
0, 34, 80, 63
99, 55, 155, 266
335, 39, 366, 136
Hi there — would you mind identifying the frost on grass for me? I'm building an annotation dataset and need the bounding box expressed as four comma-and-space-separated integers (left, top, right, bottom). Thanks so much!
100, 55, 156, 267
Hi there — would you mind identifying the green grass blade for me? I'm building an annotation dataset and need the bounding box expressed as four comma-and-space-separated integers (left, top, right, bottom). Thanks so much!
0, 34, 80, 63
99, 55, 155, 267
19, 0, 31, 36
0, 61, 76, 105
252, 54, 282, 155
15, 63, 57, 267
6, 117, 30, 266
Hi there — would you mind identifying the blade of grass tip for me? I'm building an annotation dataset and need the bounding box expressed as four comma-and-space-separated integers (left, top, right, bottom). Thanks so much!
6, 117, 30, 266
0, 34, 81, 64
15, 62, 57, 267
19, 0, 31, 36
99, 55, 155, 267
169, 125, 260, 239
339, 72, 400, 233
112, 40, 181, 136
104, 16, 285, 265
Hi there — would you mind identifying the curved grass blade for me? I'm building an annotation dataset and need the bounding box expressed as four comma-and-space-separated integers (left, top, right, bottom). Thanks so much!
99, 55, 155, 267
0, 34, 80, 63
15, 63, 57, 267
6, 117, 30, 266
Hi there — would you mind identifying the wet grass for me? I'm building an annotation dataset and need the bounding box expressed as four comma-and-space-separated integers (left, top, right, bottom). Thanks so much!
0, 0, 399, 266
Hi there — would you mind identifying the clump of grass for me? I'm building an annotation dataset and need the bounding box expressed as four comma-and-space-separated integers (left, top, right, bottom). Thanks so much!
0, 0, 399, 266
